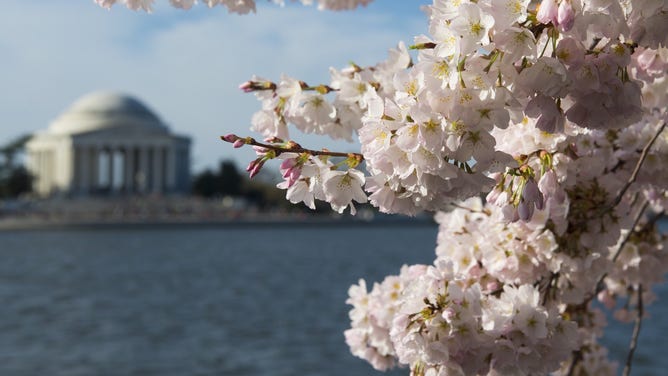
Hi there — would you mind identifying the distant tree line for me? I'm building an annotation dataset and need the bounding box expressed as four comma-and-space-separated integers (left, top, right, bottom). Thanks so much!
0, 135, 32, 199
191, 160, 294, 210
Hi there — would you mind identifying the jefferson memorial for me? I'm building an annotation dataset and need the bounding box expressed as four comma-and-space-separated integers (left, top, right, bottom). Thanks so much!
26, 92, 191, 196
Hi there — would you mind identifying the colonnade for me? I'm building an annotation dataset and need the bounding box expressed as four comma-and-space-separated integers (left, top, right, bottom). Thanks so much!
29, 149, 55, 195
73, 144, 176, 195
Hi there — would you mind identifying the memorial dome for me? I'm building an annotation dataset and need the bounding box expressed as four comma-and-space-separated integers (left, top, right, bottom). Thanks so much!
49, 91, 169, 134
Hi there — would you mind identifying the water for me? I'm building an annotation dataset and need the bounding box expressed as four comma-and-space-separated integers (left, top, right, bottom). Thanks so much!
0, 224, 665, 376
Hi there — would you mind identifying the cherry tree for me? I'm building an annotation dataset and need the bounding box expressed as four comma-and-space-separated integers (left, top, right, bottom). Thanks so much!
99, 0, 667, 375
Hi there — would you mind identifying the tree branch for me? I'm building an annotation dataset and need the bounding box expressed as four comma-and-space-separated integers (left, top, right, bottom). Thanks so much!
622, 284, 644, 376
221, 135, 364, 160
610, 122, 666, 210
566, 350, 582, 376
588, 199, 649, 301
611, 200, 650, 264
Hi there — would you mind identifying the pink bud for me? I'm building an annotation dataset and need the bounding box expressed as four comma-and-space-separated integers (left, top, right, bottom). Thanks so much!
523, 178, 544, 210
221, 134, 239, 143
518, 199, 534, 221
239, 81, 254, 93
233, 139, 245, 148
539, 170, 567, 204
280, 158, 296, 172
252, 146, 268, 155
249, 161, 264, 178
502, 204, 519, 222
247, 158, 266, 178
537, 0, 559, 25
557, 0, 575, 32
486, 187, 502, 205
286, 168, 301, 187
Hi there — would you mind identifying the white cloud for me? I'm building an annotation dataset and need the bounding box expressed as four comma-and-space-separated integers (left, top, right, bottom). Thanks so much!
0, 0, 427, 171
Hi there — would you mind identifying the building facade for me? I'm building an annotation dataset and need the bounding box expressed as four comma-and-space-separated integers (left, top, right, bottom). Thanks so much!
26, 92, 191, 196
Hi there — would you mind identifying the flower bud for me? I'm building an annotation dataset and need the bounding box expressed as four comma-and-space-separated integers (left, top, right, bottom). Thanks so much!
557, 0, 575, 32
518, 199, 534, 221
280, 158, 296, 172
238, 81, 254, 93
537, 0, 559, 25
252, 145, 268, 155
486, 186, 502, 205
502, 203, 519, 222
246, 159, 257, 172
221, 134, 240, 143
248, 159, 265, 178
523, 178, 544, 210
538, 170, 566, 204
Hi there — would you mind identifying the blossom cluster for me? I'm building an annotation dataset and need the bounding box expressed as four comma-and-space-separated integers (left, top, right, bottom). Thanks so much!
347, 190, 666, 375
227, 0, 668, 373
348, 110, 667, 373
100, 0, 668, 374
346, 258, 579, 375
224, 0, 668, 221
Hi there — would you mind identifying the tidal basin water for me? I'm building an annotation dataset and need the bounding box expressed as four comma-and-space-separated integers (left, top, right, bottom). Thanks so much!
0, 223, 666, 376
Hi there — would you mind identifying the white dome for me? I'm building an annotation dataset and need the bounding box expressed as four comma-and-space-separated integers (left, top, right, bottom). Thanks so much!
49, 92, 169, 135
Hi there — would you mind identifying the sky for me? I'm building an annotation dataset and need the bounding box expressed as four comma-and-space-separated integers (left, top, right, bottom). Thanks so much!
0, 0, 430, 172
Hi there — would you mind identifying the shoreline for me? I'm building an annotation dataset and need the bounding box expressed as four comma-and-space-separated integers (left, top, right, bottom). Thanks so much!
0, 215, 437, 232
0, 196, 435, 232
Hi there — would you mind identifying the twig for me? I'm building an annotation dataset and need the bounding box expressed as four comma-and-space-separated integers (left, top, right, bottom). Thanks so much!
221, 136, 364, 160
609, 122, 666, 210
587, 199, 649, 302
622, 284, 644, 376
569, 123, 664, 232
612, 200, 650, 263
541, 272, 558, 305
566, 350, 582, 376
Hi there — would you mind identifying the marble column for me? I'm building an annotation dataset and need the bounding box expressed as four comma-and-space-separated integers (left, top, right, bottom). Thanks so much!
105, 148, 113, 191
79, 145, 90, 194
90, 147, 99, 191
124, 147, 135, 193
152, 146, 163, 194
139, 146, 149, 193
166, 146, 176, 193
41, 151, 48, 194
37, 151, 43, 194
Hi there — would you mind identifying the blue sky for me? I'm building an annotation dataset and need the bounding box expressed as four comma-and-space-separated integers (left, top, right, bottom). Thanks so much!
0, 0, 429, 171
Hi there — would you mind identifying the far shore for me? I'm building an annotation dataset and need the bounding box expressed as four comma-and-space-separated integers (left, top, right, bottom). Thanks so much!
0, 215, 436, 232
0, 195, 435, 231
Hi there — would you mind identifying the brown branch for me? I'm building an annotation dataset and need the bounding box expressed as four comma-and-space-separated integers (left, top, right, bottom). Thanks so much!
541, 272, 559, 305
587, 199, 649, 302
566, 350, 582, 376
609, 122, 666, 210
221, 135, 364, 160
622, 284, 644, 376
612, 200, 650, 263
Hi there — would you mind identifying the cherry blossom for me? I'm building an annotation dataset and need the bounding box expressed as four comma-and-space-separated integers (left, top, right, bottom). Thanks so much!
101, 0, 668, 374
